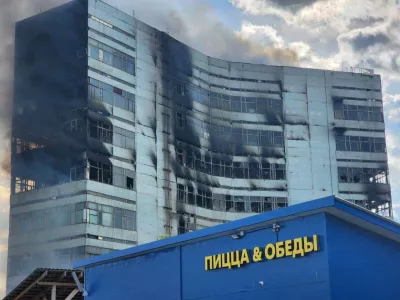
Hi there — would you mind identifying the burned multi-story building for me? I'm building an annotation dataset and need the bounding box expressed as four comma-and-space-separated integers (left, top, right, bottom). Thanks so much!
7, 0, 391, 291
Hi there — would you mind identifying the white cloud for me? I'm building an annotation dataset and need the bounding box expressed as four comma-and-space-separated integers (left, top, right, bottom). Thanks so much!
387, 107, 400, 122
0, 271, 5, 298
386, 132, 400, 187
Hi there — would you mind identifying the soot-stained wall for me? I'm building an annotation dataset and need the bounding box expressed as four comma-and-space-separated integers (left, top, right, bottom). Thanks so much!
8, 0, 89, 291
131, 8, 391, 238
11, 0, 88, 192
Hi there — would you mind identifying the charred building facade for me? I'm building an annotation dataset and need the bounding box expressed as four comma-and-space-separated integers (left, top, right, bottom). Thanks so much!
7, 0, 392, 292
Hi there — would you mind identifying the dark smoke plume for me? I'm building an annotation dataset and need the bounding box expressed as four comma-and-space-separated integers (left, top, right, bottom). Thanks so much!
0, 0, 69, 175
0, 0, 69, 295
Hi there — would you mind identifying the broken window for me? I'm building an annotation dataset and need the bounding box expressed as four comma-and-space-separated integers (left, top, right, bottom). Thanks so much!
178, 218, 186, 235
261, 163, 272, 180
14, 178, 36, 193
338, 167, 388, 184
187, 186, 195, 205
336, 136, 386, 153
275, 164, 286, 180
263, 197, 273, 212
126, 176, 134, 190
89, 119, 112, 143
250, 197, 261, 213
276, 197, 288, 209
89, 160, 112, 184
176, 83, 186, 96
225, 196, 234, 212
177, 184, 186, 203
339, 104, 384, 122
176, 148, 184, 165
196, 190, 205, 208
15, 138, 44, 154
176, 112, 186, 128
234, 197, 245, 212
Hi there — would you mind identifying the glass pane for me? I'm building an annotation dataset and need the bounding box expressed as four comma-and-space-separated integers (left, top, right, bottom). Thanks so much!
75, 210, 84, 224
102, 212, 113, 227
114, 56, 124, 70
89, 45, 99, 59
103, 90, 114, 105
114, 133, 125, 148
103, 51, 113, 65
126, 61, 135, 75
231, 101, 241, 112
125, 137, 135, 150
114, 214, 122, 228
114, 94, 125, 109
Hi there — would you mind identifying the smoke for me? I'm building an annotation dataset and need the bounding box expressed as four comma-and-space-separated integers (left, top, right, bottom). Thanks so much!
108, 0, 300, 65
0, 0, 304, 295
0, 0, 69, 174
0, 0, 69, 296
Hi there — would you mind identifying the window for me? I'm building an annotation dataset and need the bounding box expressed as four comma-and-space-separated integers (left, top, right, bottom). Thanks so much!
88, 38, 136, 75
332, 85, 380, 92
88, 28, 136, 52
89, 44, 99, 60
126, 176, 134, 190
335, 104, 384, 122
177, 113, 186, 128
89, 119, 112, 143
177, 148, 185, 165
197, 88, 283, 117
336, 136, 386, 153
261, 163, 271, 179
114, 127, 135, 149
338, 167, 389, 184
176, 185, 288, 213
88, 77, 135, 112
89, 160, 112, 184
75, 202, 136, 230
178, 184, 186, 203
176, 83, 186, 96
113, 166, 135, 190
175, 143, 286, 180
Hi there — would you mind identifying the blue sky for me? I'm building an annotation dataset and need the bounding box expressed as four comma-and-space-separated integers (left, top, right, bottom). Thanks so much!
0, 0, 399, 296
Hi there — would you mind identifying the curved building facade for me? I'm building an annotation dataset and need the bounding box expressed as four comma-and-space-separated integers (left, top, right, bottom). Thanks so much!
7, 0, 391, 291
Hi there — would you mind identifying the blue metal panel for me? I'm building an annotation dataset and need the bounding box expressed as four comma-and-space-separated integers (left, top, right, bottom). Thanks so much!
84, 247, 181, 300
74, 196, 336, 268
83, 213, 331, 300
326, 214, 400, 300
181, 213, 330, 300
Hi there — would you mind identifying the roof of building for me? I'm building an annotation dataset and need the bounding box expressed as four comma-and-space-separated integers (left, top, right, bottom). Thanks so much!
3, 268, 84, 300
74, 196, 400, 269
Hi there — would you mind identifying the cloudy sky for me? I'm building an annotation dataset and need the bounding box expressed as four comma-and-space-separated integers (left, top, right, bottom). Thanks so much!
1, 0, 400, 296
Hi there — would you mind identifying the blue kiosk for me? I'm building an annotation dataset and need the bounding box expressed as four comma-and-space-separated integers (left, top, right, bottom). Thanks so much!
74, 196, 400, 300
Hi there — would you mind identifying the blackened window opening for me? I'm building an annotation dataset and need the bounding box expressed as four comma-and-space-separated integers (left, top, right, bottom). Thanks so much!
334, 103, 384, 122
176, 113, 284, 148
177, 184, 288, 213
175, 83, 283, 116
89, 160, 112, 184
336, 136, 386, 153
338, 167, 389, 184
176, 147, 285, 180
89, 119, 112, 143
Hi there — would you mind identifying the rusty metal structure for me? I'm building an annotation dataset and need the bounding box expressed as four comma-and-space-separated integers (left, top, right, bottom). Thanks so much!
7, 0, 392, 293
